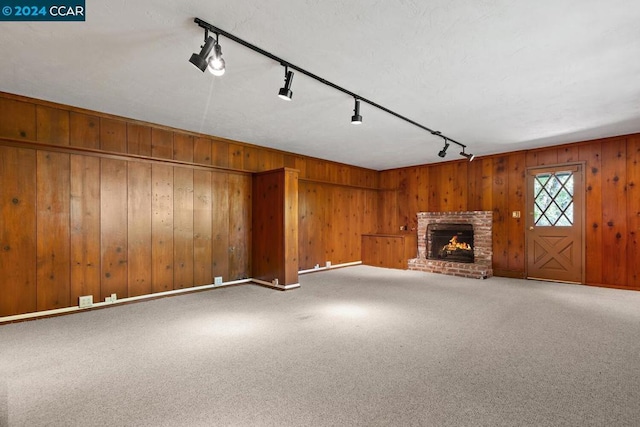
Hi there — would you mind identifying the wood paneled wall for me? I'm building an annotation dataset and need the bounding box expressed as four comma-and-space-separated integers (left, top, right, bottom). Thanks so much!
379, 135, 640, 290
0, 92, 378, 316
298, 181, 378, 270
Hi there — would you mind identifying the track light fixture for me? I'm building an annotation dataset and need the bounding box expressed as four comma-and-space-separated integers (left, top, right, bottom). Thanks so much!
438, 139, 450, 158
351, 98, 362, 125
460, 149, 475, 161
189, 31, 226, 76
278, 66, 294, 101
207, 35, 225, 76
190, 17, 473, 159
189, 35, 216, 72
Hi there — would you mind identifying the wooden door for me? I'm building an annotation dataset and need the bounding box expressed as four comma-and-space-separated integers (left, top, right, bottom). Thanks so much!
526, 164, 584, 283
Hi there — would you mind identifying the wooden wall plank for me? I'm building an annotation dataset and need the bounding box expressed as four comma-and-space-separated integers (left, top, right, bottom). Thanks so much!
70, 112, 100, 149
152, 164, 174, 292
579, 142, 603, 285
228, 143, 243, 170
600, 139, 627, 286
627, 136, 640, 288
194, 137, 212, 165
70, 155, 101, 304
0, 98, 36, 140
100, 158, 128, 300
491, 156, 509, 274
173, 167, 194, 289
507, 152, 526, 274
0, 147, 37, 316
100, 118, 127, 153
193, 170, 213, 285
36, 105, 70, 146
228, 173, 251, 280
298, 182, 326, 269
173, 133, 194, 163
151, 128, 173, 160
127, 123, 152, 157
127, 162, 152, 297
212, 139, 229, 168
36, 151, 71, 311
211, 171, 230, 281
251, 171, 284, 282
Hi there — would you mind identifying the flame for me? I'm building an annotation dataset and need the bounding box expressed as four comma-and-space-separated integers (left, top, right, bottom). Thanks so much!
443, 235, 472, 251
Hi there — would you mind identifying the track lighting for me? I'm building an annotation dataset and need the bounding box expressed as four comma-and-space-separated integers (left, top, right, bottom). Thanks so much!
278, 67, 294, 101
351, 99, 362, 125
207, 38, 225, 76
189, 32, 225, 76
189, 36, 216, 72
460, 150, 475, 161
438, 139, 450, 158
190, 17, 473, 157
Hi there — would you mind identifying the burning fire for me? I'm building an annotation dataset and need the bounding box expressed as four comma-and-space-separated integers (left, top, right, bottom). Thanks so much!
442, 235, 472, 252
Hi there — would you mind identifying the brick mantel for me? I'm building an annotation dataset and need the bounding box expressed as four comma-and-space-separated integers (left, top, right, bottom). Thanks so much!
408, 211, 493, 279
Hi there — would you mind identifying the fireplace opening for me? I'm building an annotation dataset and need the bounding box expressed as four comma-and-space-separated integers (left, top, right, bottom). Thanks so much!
427, 223, 474, 263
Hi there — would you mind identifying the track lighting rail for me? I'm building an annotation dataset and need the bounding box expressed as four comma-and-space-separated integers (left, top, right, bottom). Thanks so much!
193, 17, 469, 154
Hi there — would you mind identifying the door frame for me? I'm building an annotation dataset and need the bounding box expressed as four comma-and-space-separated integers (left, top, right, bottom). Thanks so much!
525, 161, 586, 284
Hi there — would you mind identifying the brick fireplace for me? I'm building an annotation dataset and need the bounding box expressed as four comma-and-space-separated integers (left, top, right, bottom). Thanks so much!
408, 211, 493, 279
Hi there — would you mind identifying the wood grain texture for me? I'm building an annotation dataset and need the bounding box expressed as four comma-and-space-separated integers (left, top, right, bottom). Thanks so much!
228, 173, 251, 280
152, 164, 174, 292
0, 98, 36, 140
173, 167, 194, 289
0, 147, 37, 316
579, 142, 603, 285
127, 123, 152, 156
36, 105, 70, 146
152, 128, 173, 160
100, 158, 128, 300
36, 151, 71, 311
173, 133, 194, 163
491, 156, 509, 274
252, 170, 285, 282
627, 135, 640, 288
127, 162, 152, 297
194, 137, 212, 165
600, 139, 627, 286
70, 112, 100, 149
100, 118, 127, 153
70, 155, 101, 304
362, 234, 417, 269
211, 171, 230, 281
193, 170, 213, 285
507, 153, 526, 274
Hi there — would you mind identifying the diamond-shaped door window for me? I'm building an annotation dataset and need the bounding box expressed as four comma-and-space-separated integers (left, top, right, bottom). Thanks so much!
534, 172, 574, 226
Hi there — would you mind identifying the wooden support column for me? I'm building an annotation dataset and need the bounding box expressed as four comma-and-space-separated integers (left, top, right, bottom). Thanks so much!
252, 168, 299, 289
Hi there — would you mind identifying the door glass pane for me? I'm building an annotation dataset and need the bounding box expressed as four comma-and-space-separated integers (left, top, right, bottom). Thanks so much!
533, 171, 574, 226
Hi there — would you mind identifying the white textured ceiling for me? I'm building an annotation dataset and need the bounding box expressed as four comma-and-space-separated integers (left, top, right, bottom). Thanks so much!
2, 1, 640, 170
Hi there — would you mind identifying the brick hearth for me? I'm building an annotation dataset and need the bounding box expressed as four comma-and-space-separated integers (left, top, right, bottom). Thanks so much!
408, 211, 493, 279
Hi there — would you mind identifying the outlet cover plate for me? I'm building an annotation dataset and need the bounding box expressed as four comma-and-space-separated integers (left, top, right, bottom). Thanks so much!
79, 295, 93, 308
214, 277, 223, 285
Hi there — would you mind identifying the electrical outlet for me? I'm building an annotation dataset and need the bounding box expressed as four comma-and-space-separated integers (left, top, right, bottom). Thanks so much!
326, 261, 331, 268
214, 276, 223, 285
110, 293, 117, 302
314, 264, 320, 269
272, 278, 279, 286
105, 296, 112, 303
79, 295, 93, 308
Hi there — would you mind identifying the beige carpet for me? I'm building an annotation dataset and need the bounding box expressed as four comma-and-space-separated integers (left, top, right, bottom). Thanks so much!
1, 265, 639, 426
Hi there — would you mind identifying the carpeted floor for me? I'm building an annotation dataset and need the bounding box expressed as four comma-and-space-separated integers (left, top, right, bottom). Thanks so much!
1, 265, 640, 426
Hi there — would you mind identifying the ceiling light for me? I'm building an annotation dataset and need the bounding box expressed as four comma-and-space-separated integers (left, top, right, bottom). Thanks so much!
438, 139, 450, 158
191, 17, 473, 156
189, 36, 215, 72
207, 40, 225, 76
351, 98, 362, 125
460, 150, 475, 161
278, 67, 294, 101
